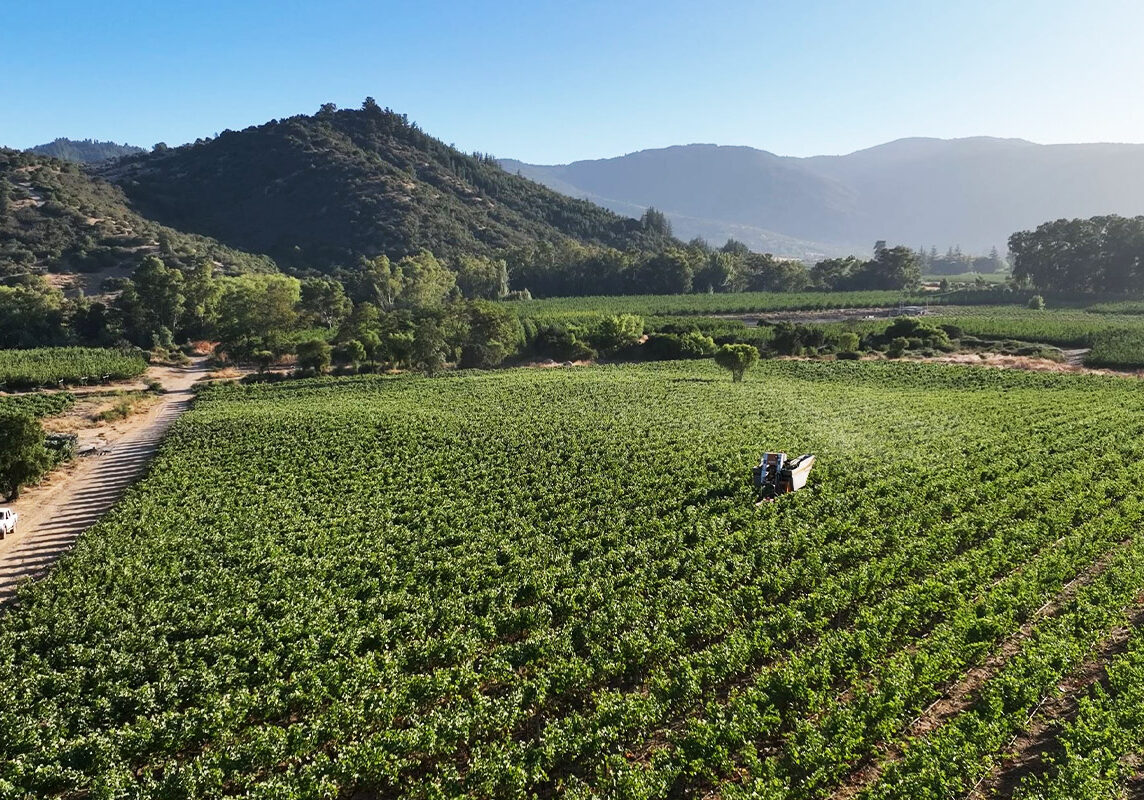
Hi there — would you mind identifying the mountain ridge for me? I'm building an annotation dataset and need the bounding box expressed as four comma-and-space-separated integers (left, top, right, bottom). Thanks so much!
97, 104, 677, 271
503, 137, 1144, 259
27, 138, 144, 164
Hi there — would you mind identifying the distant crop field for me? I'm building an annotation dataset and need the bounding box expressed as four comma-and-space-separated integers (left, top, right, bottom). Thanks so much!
1085, 328, 1144, 368
923, 271, 1009, 283
928, 306, 1144, 347
514, 289, 956, 317
4, 361, 1144, 798
0, 347, 147, 389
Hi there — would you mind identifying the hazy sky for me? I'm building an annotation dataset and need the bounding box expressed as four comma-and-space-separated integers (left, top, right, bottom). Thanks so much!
3, 0, 1144, 163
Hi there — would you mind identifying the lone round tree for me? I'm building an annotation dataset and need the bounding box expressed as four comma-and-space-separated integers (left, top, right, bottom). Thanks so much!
0, 411, 51, 501
714, 344, 760, 382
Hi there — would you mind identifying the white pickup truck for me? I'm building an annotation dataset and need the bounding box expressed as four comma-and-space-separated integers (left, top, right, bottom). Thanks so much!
0, 508, 17, 539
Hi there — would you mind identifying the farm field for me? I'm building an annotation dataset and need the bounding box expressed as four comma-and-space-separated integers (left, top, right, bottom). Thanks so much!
510, 289, 1144, 319
515, 290, 946, 318
0, 347, 148, 389
927, 306, 1144, 348
3, 361, 1144, 798
0, 391, 75, 418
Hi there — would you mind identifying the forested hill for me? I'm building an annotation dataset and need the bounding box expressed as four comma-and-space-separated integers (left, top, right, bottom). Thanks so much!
504, 138, 1144, 258
98, 102, 678, 270
0, 149, 275, 278
28, 138, 144, 164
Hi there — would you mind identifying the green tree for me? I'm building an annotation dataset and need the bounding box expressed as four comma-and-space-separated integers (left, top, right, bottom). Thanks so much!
352, 255, 405, 309
216, 274, 301, 346
398, 251, 455, 307
721, 238, 751, 257
459, 301, 524, 368
182, 259, 222, 339
810, 256, 863, 290
634, 249, 695, 294
455, 255, 509, 299
714, 344, 760, 382
734, 253, 809, 292
851, 246, 922, 290
301, 277, 352, 328
640, 207, 673, 237
0, 282, 69, 348
296, 339, 332, 374
333, 339, 367, 369
0, 412, 51, 501
132, 256, 185, 334
693, 251, 737, 293
412, 318, 448, 375
254, 350, 275, 375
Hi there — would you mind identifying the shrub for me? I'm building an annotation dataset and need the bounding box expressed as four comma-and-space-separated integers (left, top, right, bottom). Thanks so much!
887, 337, 910, 358
836, 350, 861, 360
679, 330, 716, 357
1028, 294, 1045, 310
836, 332, 860, 353
590, 314, 644, 353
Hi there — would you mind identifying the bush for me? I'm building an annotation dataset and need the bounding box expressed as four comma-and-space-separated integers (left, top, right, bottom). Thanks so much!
887, 337, 910, 358
939, 324, 963, 340
679, 330, 716, 357
836, 350, 861, 360
589, 314, 644, 353
836, 332, 860, 353
1028, 294, 1045, 310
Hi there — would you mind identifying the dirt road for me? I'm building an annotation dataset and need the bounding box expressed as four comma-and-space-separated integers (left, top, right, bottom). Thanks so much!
0, 359, 209, 604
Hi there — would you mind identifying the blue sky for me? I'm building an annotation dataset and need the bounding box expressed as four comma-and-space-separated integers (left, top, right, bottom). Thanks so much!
3, 0, 1143, 163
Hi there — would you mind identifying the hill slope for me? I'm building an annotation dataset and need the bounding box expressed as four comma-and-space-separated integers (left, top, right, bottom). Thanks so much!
100, 105, 676, 270
28, 138, 144, 164
504, 137, 1144, 257
0, 148, 275, 281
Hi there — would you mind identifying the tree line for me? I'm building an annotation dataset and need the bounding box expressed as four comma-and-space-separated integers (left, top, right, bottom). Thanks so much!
0, 251, 527, 372
505, 234, 922, 296
1010, 215, 1144, 293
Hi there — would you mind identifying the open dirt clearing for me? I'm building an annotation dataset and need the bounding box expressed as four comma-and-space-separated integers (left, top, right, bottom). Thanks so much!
0, 359, 208, 604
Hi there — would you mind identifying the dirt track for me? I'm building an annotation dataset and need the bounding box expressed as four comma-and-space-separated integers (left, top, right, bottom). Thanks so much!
0, 360, 208, 604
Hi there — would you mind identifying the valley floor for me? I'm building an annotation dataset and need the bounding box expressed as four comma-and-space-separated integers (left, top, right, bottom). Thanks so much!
2, 360, 1144, 799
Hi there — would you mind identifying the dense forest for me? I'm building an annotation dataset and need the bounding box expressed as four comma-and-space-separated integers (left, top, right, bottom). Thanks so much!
97, 101, 677, 269
27, 138, 144, 164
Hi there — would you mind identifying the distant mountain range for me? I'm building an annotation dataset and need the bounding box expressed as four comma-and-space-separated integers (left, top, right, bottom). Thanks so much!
14, 119, 1144, 281
28, 138, 144, 164
502, 137, 1144, 260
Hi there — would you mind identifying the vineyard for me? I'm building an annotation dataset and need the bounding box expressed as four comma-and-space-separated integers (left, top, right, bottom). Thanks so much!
515, 290, 951, 318
2, 361, 1144, 798
0, 391, 75, 418
0, 348, 148, 389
